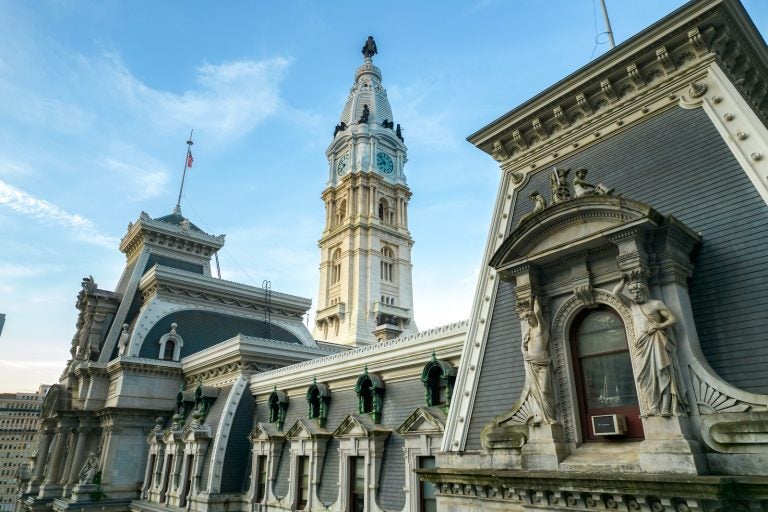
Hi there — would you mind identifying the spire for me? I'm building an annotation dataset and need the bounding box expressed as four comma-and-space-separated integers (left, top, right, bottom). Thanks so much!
336, 37, 393, 130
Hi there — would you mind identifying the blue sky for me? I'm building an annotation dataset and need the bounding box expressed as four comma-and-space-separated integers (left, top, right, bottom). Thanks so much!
1, 1, 766, 391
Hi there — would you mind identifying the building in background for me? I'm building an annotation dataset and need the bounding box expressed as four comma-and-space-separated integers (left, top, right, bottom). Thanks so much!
0, 386, 49, 512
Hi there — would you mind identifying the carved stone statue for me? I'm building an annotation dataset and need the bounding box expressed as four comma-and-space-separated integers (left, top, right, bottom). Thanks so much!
362, 36, 378, 59
613, 274, 687, 416
520, 297, 557, 424
529, 191, 546, 213
118, 324, 130, 356
78, 451, 100, 485
573, 168, 614, 197
358, 104, 370, 124
549, 167, 571, 204
333, 121, 347, 137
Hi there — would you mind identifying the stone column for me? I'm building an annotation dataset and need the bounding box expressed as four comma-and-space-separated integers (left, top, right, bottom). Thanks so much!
58, 429, 77, 486
37, 428, 68, 497
64, 425, 92, 493
29, 426, 54, 486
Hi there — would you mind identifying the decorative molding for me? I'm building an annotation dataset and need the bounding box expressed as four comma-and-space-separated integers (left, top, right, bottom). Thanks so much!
206, 375, 247, 493
688, 364, 767, 415
251, 320, 468, 381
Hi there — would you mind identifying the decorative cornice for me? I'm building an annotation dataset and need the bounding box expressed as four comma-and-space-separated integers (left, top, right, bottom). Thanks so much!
416, 468, 768, 510
138, 265, 311, 318
470, 0, 768, 186
249, 321, 468, 384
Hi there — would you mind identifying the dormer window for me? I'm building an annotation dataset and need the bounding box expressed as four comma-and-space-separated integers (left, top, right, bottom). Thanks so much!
158, 322, 183, 361
421, 355, 456, 408
354, 368, 386, 423
267, 389, 288, 431
306, 380, 331, 428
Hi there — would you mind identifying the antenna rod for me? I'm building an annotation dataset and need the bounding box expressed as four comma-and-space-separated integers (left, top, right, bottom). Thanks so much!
176, 129, 194, 211
599, 0, 616, 49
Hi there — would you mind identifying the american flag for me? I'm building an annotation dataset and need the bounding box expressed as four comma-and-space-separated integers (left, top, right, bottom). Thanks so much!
186, 150, 194, 168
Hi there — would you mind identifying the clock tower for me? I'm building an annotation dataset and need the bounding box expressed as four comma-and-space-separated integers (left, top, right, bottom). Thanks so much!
313, 37, 417, 346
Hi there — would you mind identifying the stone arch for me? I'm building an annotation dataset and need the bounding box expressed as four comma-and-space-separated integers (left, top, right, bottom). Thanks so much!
549, 288, 641, 442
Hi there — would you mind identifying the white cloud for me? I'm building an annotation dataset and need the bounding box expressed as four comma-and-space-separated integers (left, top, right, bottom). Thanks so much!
107, 55, 292, 140
387, 81, 458, 151
0, 179, 116, 248
101, 157, 170, 202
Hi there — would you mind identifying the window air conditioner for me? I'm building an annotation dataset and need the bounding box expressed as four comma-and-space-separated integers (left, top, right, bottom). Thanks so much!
591, 414, 627, 436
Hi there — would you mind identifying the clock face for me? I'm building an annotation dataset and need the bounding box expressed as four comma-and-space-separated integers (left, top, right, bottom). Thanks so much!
336, 154, 350, 176
376, 152, 394, 174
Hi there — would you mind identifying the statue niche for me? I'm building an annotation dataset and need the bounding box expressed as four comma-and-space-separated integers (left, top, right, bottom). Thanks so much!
483, 188, 710, 472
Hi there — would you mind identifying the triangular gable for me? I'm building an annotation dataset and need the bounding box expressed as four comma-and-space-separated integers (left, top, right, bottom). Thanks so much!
333, 414, 391, 439
249, 422, 284, 442
162, 428, 181, 444
182, 423, 211, 442
397, 407, 446, 436
286, 419, 331, 440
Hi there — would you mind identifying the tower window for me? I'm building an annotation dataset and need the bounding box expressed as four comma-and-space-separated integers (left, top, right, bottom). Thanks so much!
378, 198, 394, 224
331, 248, 342, 285
380, 246, 395, 283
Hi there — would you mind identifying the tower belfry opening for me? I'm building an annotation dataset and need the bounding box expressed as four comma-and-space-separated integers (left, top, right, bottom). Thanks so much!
313, 37, 417, 346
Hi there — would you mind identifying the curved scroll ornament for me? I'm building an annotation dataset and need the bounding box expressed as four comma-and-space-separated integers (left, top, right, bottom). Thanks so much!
688, 363, 767, 415
549, 288, 641, 442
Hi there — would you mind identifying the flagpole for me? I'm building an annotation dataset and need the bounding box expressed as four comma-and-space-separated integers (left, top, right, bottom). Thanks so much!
175, 129, 194, 213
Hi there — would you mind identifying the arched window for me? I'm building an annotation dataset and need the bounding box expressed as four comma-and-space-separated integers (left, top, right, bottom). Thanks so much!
571, 308, 643, 440
354, 369, 385, 423
306, 380, 331, 427
421, 357, 456, 407
380, 246, 394, 283
330, 248, 342, 285
267, 389, 288, 431
335, 199, 347, 227
162, 340, 175, 361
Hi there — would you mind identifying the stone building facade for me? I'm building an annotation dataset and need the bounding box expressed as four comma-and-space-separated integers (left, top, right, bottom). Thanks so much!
0, 387, 48, 512
426, 0, 768, 509
14, 1, 768, 511
15, 39, 466, 512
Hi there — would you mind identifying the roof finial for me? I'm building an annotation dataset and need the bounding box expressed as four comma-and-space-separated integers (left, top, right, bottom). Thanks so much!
362, 36, 377, 60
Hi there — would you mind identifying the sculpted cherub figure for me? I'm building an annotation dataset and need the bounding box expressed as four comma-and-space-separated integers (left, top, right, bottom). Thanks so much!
573, 168, 614, 197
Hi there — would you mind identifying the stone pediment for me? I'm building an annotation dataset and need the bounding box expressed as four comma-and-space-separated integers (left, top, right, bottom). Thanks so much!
286, 419, 331, 440
249, 422, 285, 442
397, 407, 447, 436
333, 414, 391, 439
182, 424, 211, 441
162, 428, 182, 444
491, 196, 664, 270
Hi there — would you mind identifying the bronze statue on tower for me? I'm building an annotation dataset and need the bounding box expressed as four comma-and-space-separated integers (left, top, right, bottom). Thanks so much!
362, 36, 377, 59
